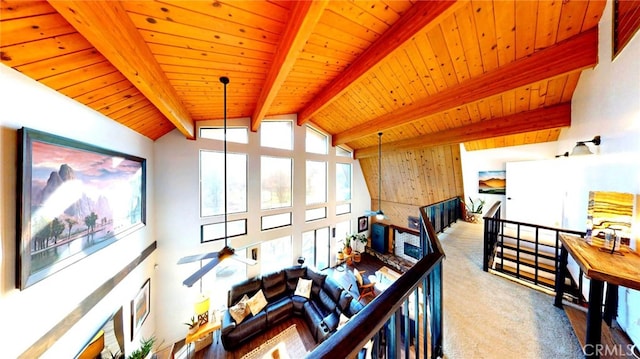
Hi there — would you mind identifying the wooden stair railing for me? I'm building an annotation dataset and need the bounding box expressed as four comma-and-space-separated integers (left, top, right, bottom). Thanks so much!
310, 198, 459, 359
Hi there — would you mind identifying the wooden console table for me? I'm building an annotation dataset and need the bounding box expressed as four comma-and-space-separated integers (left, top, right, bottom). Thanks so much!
554, 234, 640, 358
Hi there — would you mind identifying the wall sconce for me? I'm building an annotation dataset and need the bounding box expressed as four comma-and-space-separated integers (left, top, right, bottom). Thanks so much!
570, 135, 601, 156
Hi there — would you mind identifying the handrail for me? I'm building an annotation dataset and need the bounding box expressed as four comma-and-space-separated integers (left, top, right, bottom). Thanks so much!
483, 201, 586, 293
309, 201, 451, 359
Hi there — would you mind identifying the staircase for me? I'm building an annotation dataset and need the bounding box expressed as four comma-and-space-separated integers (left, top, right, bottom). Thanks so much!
483, 201, 585, 297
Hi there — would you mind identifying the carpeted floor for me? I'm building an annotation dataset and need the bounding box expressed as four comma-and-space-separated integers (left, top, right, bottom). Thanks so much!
438, 221, 583, 359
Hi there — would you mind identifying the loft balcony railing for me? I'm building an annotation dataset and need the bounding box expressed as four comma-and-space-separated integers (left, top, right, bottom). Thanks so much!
310, 197, 461, 359
483, 201, 585, 296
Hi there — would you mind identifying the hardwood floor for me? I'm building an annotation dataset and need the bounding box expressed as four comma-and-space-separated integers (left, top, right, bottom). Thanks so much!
193, 252, 391, 358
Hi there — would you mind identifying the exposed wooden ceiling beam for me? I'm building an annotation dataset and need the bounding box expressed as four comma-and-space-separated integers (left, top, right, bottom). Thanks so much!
354, 103, 572, 159
251, 1, 327, 132
48, 0, 195, 139
296, 0, 457, 126
335, 27, 598, 147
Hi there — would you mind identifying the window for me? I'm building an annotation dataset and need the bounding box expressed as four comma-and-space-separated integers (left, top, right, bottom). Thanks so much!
335, 220, 351, 250
306, 126, 328, 154
261, 212, 292, 230
201, 219, 247, 242
305, 207, 326, 222
336, 163, 352, 202
302, 227, 330, 270
261, 121, 293, 150
336, 146, 352, 158
200, 151, 247, 217
306, 160, 327, 205
200, 127, 248, 144
261, 156, 292, 209
261, 236, 292, 274
336, 203, 351, 215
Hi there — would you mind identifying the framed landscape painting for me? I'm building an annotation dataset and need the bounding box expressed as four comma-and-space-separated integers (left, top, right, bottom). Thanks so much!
478, 170, 506, 195
17, 128, 146, 289
131, 279, 150, 340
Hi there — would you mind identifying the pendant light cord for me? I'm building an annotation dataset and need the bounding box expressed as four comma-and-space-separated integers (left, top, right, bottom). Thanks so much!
220, 76, 230, 246
378, 132, 382, 214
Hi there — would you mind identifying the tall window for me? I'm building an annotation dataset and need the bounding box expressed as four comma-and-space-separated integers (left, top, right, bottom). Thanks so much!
200, 127, 248, 144
261, 156, 292, 209
200, 150, 247, 217
306, 126, 328, 154
306, 160, 327, 205
302, 227, 330, 270
201, 246, 247, 310
336, 163, 352, 202
261, 121, 293, 150
336, 146, 352, 158
335, 220, 351, 250
261, 236, 292, 274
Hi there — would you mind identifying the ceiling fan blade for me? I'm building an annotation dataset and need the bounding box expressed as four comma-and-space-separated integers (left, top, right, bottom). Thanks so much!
182, 257, 222, 287
363, 210, 377, 216
177, 252, 220, 265
232, 254, 257, 266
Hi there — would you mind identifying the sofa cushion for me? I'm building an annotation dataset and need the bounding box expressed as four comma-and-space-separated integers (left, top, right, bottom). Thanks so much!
294, 278, 312, 298
228, 277, 262, 307
322, 278, 343, 303
323, 311, 340, 332
317, 289, 337, 315
228, 294, 250, 324
292, 295, 307, 315
306, 270, 327, 297
266, 296, 293, 326
247, 289, 268, 316
262, 271, 287, 301
338, 290, 353, 313
337, 313, 350, 330
285, 266, 307, 292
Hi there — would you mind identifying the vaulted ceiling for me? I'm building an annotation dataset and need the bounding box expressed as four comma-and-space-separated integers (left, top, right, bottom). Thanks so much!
1, 0, 606, 157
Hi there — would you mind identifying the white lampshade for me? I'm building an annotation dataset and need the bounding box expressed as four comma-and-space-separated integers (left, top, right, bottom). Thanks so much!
570, 142, 593, 156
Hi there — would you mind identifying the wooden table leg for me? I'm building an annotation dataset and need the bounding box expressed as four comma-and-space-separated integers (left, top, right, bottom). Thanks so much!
585, 279, 604, 358
603, 283, 618, 326
554, 246, 568, 308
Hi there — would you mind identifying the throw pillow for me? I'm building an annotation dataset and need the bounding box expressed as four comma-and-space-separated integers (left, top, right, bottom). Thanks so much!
247, 289, 268, 316
228, 294, 250, 324
294, 278, 312, 298
353, 268, 363, 286
337, 313, 350, 330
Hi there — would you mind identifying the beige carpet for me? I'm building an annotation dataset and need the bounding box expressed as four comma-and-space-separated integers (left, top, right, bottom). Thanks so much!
240, 325, 307, 359
438, 221, 583, 358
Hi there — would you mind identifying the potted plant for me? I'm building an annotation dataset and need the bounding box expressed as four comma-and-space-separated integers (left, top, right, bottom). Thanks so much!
126, 336, 155, 359
344, 235, 352, 255
465, 197, 485, 223
184, 316, 199, 336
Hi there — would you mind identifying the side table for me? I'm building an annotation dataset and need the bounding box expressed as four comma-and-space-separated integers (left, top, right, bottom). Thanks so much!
185, 312, 221, 358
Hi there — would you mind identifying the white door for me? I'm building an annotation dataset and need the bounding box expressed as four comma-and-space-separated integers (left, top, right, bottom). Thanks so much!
505, 159, 566, 228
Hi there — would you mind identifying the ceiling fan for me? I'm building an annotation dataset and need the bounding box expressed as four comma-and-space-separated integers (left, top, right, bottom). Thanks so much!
364, 132, 388, 221
178, 76, 256, 288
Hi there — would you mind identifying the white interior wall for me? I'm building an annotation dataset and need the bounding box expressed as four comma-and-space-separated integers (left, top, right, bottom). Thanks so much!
460, 0, 640, 345
153, 116, 370, 344
0, 64, 158, 358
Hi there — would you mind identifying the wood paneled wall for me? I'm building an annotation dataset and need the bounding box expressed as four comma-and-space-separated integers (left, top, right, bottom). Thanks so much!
359, 143, 464, 227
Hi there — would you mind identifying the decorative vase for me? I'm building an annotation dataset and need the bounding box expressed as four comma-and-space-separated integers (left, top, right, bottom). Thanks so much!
337, 251, 344, 260
354, 251, 361, 263
344, 247, 352, 255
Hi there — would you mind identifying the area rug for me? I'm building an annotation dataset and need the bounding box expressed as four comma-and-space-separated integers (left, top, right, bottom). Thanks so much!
240, 324, 307, 359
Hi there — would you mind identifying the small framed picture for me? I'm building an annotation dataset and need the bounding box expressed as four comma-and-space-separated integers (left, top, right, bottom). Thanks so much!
131, 278, 150, 340
358, 216, 368, 232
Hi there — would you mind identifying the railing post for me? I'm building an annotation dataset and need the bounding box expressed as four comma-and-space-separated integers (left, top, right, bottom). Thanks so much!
430, 260, 444, 358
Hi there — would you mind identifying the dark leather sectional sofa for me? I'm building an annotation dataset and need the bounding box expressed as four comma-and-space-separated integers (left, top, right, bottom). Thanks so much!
220, 265, 364, 351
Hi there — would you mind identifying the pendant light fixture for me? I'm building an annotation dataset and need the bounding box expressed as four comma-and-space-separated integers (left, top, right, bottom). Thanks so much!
177, 76, 256, 288
364, 132, 387, 220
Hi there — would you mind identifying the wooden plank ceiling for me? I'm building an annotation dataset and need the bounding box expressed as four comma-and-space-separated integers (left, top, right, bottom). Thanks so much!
1, 0, 606, 154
